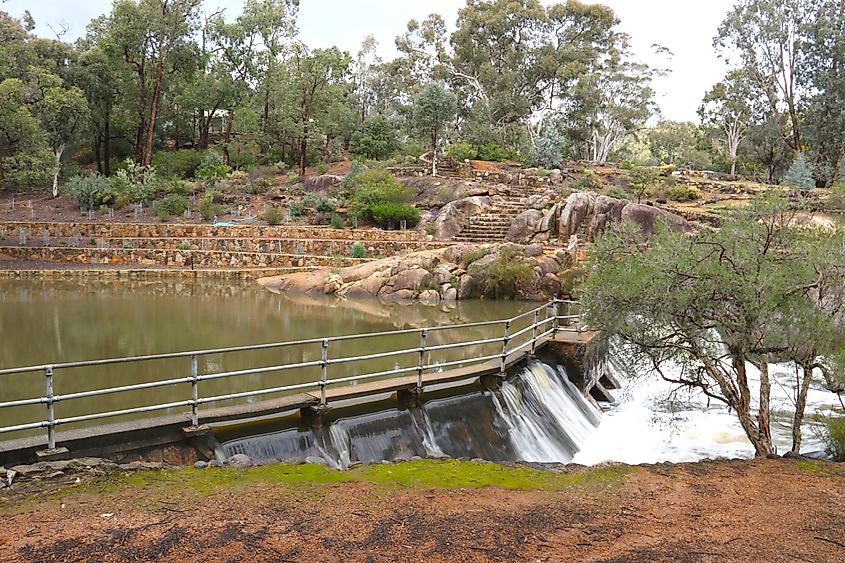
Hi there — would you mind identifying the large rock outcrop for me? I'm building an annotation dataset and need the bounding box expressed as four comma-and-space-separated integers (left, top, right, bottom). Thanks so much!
258, 243, 579, 303
433, 196, 493, 240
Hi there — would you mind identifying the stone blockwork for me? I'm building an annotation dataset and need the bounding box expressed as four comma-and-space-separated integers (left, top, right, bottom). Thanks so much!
0, 267, 306, 281
0, 246, 364, 269
0, 221, 429, 242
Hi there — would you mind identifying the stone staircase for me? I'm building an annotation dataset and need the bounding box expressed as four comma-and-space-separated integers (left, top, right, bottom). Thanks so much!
454, 187, 545, 242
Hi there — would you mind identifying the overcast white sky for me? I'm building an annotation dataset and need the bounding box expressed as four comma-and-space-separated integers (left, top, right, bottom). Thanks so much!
4, 0, 738, 121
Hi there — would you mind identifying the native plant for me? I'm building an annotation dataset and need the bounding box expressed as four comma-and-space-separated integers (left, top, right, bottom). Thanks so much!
581, 193, 845, 457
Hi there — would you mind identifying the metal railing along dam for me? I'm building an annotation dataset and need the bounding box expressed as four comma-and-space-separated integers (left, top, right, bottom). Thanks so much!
0, 299, 584, 454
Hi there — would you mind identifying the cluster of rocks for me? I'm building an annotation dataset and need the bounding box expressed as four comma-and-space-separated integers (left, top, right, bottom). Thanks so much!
505, 192, 694, 244
0, 457, 181, 489
259, 242, 578, 303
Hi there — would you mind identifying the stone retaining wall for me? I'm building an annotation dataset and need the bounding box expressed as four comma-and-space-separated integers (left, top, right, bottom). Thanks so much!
0, 246, 365, 269
0, 267, 309, 281
0, 221, 428, 242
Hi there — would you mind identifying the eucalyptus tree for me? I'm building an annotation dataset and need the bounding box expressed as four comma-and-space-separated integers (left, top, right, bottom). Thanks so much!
412, 83, 457, 176
581, 194, 845, 457
699, 70, 755, 175
715, 0, 809, 154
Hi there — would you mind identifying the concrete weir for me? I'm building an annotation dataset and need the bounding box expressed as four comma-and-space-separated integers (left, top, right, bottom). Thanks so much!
0, 331, 608, 467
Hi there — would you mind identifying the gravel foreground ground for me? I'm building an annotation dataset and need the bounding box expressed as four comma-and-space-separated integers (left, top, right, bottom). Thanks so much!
1, 458, 843, 562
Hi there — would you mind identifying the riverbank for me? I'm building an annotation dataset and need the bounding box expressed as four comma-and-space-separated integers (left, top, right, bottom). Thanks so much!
1, 458, 842, 562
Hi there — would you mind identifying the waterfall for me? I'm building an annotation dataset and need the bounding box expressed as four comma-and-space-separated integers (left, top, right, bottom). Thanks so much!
221, 360, 601, 467
493, 362, 601, 463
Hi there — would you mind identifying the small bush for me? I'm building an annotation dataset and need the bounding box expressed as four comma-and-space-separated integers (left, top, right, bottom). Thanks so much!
198, 192, 223, 221
153, 193, 189, 221
399, 141, 426, 159
463, 248, 490, 265
151, 150, 203, 179
316, 162, 329, 175
477, 143, 517, 162
263, 206, 283, 226
605, 185, 630, 200
330, 213, 346, 229
446, 142, 478, 162
827, 183, 845, 212
666, 184, 701, 202
472, 249, 535, 299
821, 416, 845, 461
110, 159, 159, 203
350, 242, 366, 259
344, 161, 369, 188
64, 174, 109, 211
302, 193, 337, 213
351, 115, 398, 160
196, 151, 231, 180
370, 202, 421, 229
573, 170, 603, 192
289, 202, 305, 218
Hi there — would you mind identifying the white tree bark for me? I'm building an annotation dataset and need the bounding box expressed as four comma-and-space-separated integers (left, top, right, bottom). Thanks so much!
52, 144, 65, 198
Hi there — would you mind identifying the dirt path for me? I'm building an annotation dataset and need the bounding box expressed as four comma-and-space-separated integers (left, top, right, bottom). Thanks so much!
1, 458, 843, 562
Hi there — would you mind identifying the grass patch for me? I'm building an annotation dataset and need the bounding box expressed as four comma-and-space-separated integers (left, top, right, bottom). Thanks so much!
2, 460, 636, 514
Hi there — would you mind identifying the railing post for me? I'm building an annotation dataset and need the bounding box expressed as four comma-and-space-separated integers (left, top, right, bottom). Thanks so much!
531, 309, 540, 355
417, 329, 427, 388
44, 365, 55, 450
552, 300, 560, 337
320, 339, 329, 405
190, 355, 199, 427
500, 320, 511, 374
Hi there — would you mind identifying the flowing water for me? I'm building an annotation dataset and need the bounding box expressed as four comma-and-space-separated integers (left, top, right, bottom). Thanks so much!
1, 278, 841, 464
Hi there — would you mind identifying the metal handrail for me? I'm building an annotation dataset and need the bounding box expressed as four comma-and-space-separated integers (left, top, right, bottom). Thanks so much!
0, 299, 583, 450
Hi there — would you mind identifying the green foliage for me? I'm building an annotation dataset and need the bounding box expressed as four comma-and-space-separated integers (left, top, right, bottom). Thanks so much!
198, 192, 223, 221
463, 248, 491, 265
827, 184, 845, 212
153, 193, 189, 221
666, 184, 702, 202
288, 202, 305, 218
477, 143, 517, 162
64, 174, 109, 211
263, 206, 283, 226
471, 248, 535, 299
530, 127, 562, 168
446, 142, 478, 162
821, 416, 845, 461
196, 151, 232, 180
151, 151, 203, 179
350, 242, 366, 259
627, 165, 660, 203
370, 202, 421, 229
330, 213, 346, 229
351, 115, 398, 160
343, 161, 369, 188
413, 83, 458, 169
573, 170, 603, 192
399, 141, 426, 159
316, 162, 329, 175
110, 159, 160, 203
783, 153, 816, 189
302, 193, 337, 213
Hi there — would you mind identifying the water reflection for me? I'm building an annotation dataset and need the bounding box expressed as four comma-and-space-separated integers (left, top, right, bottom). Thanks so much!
0, 279, 532, 437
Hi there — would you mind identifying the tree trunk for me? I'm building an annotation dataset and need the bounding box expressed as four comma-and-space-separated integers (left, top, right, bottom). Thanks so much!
104, 116, 111, 177
431, 129, 438, 177
143, 59, 166, 167
299, 137, 307, 177
94, 132, 103, 175
758, 358, 773, 451
223, 111, 234, 166
51, 144, 64, 198
791, 362, 815, 455
134, 117, 146, 164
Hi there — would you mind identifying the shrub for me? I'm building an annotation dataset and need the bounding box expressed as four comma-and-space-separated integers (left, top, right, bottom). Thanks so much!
530, 127, 562, 169
153, 193, 189, 221
351, 115, 398, 160
477, 143, 517, 162
463, 248, 490, 265
316, 162, 329, 175
64, 174, 109, 211
350, 242, 366, 259
198, 192, 223, 221
821, 416, 845, 461
828, 183, 845, 211
263, 206, 283, 226
151, 150, 203, 179
330, 213, 346, 229
627, 165, 661, 203
110, 159, 159, 203
783, 153, 815, 189
195, 151, 231, 180
164, 179, 195, 196
399, 140, 426, 158
666, 184, 701, 202
472, 249, 534, 299
573, 170, 602, 192
605, 185, 630, 200
446, 142, 478, 162
370, 202, 421, 229
289, 202, 305, 218
343, 161, 369, 188
302, 193, 337, 213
